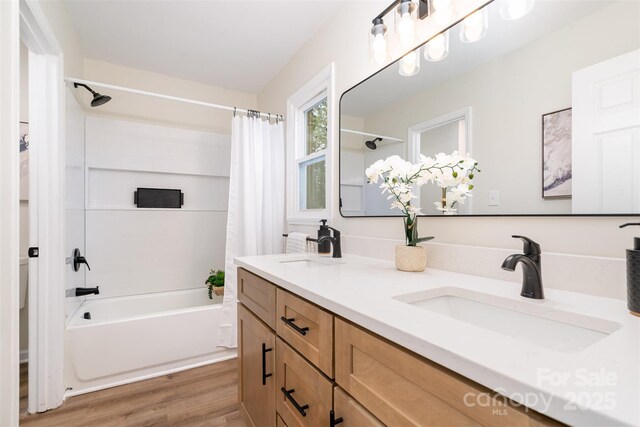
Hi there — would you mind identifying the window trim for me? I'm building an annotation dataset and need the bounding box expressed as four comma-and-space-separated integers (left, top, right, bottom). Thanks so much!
286, 63, 335, 225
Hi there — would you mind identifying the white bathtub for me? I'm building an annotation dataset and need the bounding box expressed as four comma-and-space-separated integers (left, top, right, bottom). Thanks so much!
64, 288, 236, 396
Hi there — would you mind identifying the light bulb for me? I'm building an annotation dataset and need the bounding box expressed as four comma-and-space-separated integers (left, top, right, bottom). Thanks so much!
372, 33, 387, 64
397, 12, 415, 47
432, 0, 457, 24
500, 0, 534, 20
369, 18, 388, 66
508, 0, 527, 18
400, 50, 419, 76
460, 9, 487, 43
433, 0, 452, 11
425, 33, 448, 61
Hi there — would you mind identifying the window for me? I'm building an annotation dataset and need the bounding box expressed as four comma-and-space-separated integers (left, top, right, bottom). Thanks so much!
286, 64, 334, 224
299, 96, 327, 210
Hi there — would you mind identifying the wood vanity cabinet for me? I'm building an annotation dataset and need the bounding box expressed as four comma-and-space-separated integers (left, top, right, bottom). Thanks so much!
237, 268, 563, 427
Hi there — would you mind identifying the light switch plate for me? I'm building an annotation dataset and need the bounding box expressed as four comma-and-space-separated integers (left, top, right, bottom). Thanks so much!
488, 190, 500, 206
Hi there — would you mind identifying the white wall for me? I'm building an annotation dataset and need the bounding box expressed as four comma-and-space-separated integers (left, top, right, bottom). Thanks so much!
258, 0, 640, 299
65, 88, 86, 322
84, 116, 230, 299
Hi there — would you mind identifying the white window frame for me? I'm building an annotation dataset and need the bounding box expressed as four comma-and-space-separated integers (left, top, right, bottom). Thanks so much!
286, 63, 335, 225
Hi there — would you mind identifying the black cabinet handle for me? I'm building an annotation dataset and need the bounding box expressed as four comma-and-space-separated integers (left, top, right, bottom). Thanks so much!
330, 410, 344, 426
280, 316, 310, 336
261, 343, 272, 386
281, 387, 309, 417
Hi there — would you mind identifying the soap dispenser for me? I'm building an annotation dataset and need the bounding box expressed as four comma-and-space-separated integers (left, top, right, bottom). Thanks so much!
318, 219, 331, 254
619, 223, 640, 316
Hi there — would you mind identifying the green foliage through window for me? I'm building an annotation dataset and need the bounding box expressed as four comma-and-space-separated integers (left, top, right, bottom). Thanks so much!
305, 99, 327, 155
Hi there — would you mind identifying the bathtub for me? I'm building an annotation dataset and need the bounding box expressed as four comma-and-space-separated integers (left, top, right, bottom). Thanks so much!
64, 288, 236, 396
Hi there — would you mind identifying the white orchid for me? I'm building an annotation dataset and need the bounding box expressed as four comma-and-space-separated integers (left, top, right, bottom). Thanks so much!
435, 183, 474, 215
365, 152, 480, 245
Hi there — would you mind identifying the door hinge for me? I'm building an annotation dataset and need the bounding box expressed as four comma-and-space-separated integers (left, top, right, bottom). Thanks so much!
28, 247, 39, 258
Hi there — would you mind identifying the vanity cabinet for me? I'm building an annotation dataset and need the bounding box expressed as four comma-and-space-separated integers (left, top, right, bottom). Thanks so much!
237, 268, 562, 427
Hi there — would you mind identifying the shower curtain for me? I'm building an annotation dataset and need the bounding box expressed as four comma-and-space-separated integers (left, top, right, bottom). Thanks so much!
218, 115, 285, 348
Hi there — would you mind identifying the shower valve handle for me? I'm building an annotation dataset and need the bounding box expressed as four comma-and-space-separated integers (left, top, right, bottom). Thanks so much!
73, 248, 91, 271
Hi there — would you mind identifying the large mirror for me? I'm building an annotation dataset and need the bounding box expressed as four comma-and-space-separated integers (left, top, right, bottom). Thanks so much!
340, 0, 640, 217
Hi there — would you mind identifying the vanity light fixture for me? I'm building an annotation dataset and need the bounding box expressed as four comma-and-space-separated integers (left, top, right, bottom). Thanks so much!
424, 30, 449, 62
460, 8, 488, 43
500, 0, 534, 20
369, 0, 430, 69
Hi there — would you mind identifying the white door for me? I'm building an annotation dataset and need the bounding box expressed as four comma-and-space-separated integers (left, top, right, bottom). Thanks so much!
572, 49, 640, 214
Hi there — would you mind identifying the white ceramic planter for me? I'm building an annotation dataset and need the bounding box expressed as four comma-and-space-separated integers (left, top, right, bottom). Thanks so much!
395, 245, 427, 272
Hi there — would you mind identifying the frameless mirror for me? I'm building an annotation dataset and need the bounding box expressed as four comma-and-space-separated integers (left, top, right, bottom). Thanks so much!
340, 0, 640, 217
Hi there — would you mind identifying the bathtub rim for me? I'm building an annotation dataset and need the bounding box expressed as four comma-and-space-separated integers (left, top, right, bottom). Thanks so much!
67, 288, 223, 329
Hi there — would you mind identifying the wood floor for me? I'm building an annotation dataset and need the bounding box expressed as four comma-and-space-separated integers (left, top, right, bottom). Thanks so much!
19, 359, 247, 427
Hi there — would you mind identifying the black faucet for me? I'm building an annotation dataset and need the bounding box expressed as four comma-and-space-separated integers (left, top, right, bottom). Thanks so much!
317, 227, 342, 259
501, 235, 544, 299
73, 286, 100, 297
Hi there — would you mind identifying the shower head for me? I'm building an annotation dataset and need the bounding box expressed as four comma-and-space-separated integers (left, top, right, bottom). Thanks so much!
73, 83, 112, 107
365, 137, 382, 150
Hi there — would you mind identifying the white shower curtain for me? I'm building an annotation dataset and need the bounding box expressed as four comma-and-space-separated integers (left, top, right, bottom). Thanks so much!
218, 115, 285, 348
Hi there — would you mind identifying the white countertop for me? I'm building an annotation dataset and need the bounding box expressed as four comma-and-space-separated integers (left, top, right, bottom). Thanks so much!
235, 253, 640, 427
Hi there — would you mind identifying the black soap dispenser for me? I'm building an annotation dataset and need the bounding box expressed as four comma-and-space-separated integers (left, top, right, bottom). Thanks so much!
619, 223, 640, 317
318, 219, 331, 254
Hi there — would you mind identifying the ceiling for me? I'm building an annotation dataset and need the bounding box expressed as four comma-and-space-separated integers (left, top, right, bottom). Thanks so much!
63, 0, 343, 94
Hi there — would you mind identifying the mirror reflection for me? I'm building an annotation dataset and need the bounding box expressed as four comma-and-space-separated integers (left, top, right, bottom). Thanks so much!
340, 0, 640, 217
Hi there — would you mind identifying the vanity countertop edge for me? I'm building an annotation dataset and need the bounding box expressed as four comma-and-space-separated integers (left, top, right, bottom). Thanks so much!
235, 253, 640, 427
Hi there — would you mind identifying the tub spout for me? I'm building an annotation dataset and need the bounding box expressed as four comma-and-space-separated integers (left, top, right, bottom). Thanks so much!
73, 286, 100, 297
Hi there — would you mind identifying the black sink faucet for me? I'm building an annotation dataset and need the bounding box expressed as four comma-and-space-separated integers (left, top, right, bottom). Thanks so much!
318, 227, 342, 259
501, 235, 544, 299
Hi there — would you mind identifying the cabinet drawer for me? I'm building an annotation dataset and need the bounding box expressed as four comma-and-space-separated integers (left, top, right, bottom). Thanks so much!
277, 414, 288, 427
238, 304, 276, 427
238, 268, 276, 329
276, 289, 334, 377
333, 387, 384, 427
276, 338, 332, 427
335, 319, 560, 427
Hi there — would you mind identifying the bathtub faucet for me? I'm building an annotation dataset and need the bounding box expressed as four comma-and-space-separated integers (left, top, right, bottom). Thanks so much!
73, 286, 100, 297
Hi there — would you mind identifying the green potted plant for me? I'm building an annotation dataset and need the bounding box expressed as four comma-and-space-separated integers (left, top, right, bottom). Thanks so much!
205, 269, 225, 298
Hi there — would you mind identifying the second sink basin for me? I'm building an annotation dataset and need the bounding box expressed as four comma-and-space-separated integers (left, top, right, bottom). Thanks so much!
393, 287, 621, 353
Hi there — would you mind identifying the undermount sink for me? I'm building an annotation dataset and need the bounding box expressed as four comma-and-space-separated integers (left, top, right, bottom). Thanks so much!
278, 255, 341, 267
393, 287, 621, 353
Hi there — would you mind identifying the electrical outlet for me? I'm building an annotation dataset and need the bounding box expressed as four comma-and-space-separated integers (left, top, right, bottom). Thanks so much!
488, 190, 500, 206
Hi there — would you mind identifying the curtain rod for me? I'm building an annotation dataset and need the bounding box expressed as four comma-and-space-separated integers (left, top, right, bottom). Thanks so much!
340, 128, 404, 143
64, 77, 285, 122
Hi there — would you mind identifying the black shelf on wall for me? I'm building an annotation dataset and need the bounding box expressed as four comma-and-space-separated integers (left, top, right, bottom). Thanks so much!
134, 187, 184, 208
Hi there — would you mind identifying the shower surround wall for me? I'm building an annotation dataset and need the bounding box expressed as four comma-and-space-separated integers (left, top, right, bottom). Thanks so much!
84, 116, 230, 298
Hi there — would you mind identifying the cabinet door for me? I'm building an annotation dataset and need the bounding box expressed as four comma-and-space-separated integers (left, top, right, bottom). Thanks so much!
336, 318, 544, 427
276, 338, 333, 427
239, 304, 276, 427
333, 387, 384, 427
